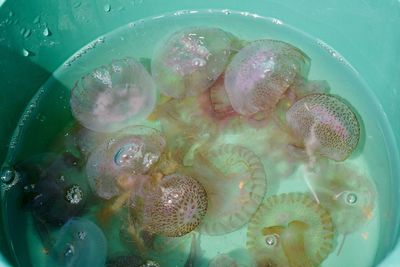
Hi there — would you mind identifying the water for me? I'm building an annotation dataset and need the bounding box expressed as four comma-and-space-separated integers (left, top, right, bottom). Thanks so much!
1, 9, 397, 267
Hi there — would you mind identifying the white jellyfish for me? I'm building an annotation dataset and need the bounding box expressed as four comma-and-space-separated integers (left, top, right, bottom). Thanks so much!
70, 58, 157, 133
152, 27, 240, 98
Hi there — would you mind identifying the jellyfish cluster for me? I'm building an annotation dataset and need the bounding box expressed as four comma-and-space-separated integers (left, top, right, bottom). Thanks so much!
14, 26, 377, 267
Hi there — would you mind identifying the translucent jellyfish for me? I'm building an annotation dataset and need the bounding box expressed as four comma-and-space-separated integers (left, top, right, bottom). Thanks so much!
86, 126, 166, 199
208, 249, 256, 267
209, 75, 236, 120
70, 57, 157, 133
17, 153, 90, 226
142, 173, 208, 237
225, 39, 310, 116
310, 163, 376, 234
106, 255, 160, 267
191, 144, 267, 235
152, 27, 240, 98
247, 193, 335, 267
286, 93, 360, 161
47, 218, 107, 267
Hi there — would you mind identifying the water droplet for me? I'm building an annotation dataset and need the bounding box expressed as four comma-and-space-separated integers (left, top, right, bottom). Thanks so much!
43, 27, 51, 37
345, 192, 358, 205
23, 29, 31, 38
64, 243, 75, 257
33, 16, 40, 24
20, 28, 26, 35
9, 11, 13, 17
77, 231, 87, 240
222, 9, 231, 15
265, 234, 278, 247
104, 4, 111, 13
0, 167, 15, 184
65, 185, 84, 204
142, 261, 160, 267
22, 48, 31, 57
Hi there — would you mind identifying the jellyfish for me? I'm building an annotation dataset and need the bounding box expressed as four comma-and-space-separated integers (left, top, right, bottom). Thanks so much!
152, 95, 217, 165
310, 162, 376, 235
86, 126, 166, 199
208, 249, 256, 267
70, 57, 157, 133
190, 144, 267, 235
224, 39, 310, 117
17, 153, 90, 226
151, 27, 241, 98
141, 173, 208, 237
106, 255, 160, 267
46, 218, 107, 267
247, 193, 335, 267
286, 93, 360, 161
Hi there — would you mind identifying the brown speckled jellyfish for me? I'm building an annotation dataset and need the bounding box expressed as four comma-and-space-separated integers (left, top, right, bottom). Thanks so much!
247, 193, 335, 267
86, 126, 166, 199
142, 173, 208, 237
286, 93, 360, 161
225, 39, 310, 117
151, 27, 240, 98
191, 144, 267, 235
310, 163, 376, 234
70, 58, 157, 133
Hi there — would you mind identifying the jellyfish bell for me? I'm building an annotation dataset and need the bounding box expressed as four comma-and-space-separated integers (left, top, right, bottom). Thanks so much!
225, 39, 310, 117
191, 144, 267, 235
310, 163, 376, 234
152, 27, 240, 98
16, 153, 90, 226
247, 193, 335, 267
286, 93, 360, 161
141, 173, 208, 237
47, 218, 107, 267
86, 126, 166, 199
70, 57, 157, 133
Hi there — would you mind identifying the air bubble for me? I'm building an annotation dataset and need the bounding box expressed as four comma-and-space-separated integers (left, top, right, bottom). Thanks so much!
77, 231, 87, 240
65, 185, 84, 204
0, 167, 15, 184
265, 234, 278, 247
64, 243, 75, 257
345, 192, 358, 205
104, 4, 111, 13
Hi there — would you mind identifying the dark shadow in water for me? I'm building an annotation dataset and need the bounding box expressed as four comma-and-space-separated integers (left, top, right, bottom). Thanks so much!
0, 46, 53, 267
0, 46, 75, 267
0, 46, 51, 164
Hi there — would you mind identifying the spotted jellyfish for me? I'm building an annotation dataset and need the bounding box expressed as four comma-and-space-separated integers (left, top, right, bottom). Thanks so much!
70, 57, 157, 133
247, 192, 335, 267
286, 93, 360, 161
151, 27, 241, 98
224, 39, 311, 117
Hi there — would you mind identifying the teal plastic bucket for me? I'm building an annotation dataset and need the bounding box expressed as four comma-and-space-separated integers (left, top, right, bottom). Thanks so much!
1, 0, 399, 266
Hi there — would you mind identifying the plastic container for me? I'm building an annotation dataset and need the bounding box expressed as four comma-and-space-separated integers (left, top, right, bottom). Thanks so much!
0, 0, 399, 266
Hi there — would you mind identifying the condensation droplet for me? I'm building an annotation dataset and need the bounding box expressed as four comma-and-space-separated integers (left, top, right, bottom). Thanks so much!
192, 57, 206, 67
43, 27, 51, 37
23, 29, 31, 38
33, 16, 40, 24
22, 48, 31, 57
104, 4, 111, 13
